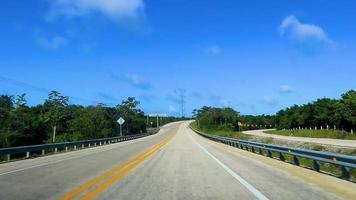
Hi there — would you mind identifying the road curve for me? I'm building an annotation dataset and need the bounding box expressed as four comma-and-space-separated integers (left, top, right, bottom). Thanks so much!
0, 121, 355, 200
243, 129, 356, 148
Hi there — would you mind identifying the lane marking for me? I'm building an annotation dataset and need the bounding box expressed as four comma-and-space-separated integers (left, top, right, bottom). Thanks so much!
187, 128, 269, 200
0, 135, 157, 176
0, 127, 177, 176
61, 126, 179, 200
60, 137, 170, 200
80, 136, 174, 200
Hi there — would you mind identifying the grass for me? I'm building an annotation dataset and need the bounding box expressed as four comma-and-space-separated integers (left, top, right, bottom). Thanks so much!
265, 129, 356, 140
147, 128, 160, 135
190, 122, 250, 140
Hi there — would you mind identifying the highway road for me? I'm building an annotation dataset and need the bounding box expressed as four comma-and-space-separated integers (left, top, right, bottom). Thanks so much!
243, 129, 356, 148
0, 121, 355, 200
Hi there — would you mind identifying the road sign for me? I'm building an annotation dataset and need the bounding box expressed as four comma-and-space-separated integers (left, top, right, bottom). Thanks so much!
117, 117, 125, 137
117, 117, 125, 125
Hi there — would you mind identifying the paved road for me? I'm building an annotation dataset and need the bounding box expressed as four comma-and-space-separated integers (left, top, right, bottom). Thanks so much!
243, 129, 356, 148
0, 121, 355, 200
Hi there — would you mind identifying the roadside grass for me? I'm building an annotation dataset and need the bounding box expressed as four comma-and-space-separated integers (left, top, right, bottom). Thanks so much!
147, 128, 160, 135
190, 122, 250, 140
265, 129, 356, 140
191, 122, 356, 181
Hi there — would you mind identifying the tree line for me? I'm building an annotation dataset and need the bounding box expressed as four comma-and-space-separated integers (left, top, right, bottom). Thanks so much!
193, 90, 355, 133
193, 106, 275, 131
0, 91, 178, 148
193, 106, 240, 130
275, 90, 356, 132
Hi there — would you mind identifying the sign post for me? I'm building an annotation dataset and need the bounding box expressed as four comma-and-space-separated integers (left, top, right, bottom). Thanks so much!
148, 114, 167, 129
117, 117, 125, 137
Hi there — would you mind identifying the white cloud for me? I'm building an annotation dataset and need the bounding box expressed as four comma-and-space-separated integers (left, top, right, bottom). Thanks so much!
262, 97, 278, 106
279, 85, 293, 94
279, 15, 330, 43
47, 0, 144, 23
169, 105, 177, 112
209, 94, 230, 107
37, 36, 68, 49
206, 45, 222, 55
125, 74, 151, 90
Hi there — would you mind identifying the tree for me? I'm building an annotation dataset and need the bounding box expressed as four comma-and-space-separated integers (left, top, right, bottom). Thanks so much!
15, 93, 27, 108
43, 91, 69, 143
335, 90, 356, 130
193, 106, 239, 131
275, 90, 356, 132
116, 97, 146, 135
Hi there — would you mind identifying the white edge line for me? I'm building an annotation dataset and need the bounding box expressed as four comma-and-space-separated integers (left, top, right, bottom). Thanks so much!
187, 128, 269, 200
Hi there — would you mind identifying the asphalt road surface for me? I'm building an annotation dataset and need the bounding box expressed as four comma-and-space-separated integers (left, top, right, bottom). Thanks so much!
0, 121, 355, 200
243, 129, 356, 148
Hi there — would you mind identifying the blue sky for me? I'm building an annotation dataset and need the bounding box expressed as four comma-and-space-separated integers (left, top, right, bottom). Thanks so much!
0, 0, 355, 116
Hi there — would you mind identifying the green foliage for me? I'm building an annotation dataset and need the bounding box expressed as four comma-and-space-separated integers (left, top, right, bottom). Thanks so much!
147, 128, 160, 135
239, 115, 275, 126
191, 121, 250, 140
0, 92, 178, 148
275, 90, 356, 132
193, 106, 239, 131
116, 97, 146, 135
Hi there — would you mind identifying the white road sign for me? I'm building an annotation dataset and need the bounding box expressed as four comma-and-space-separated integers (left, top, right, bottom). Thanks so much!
117, 117, 125, 125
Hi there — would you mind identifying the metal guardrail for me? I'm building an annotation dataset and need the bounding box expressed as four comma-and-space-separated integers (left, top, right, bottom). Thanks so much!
190, 127, 356, 180
0, 133, 149, 162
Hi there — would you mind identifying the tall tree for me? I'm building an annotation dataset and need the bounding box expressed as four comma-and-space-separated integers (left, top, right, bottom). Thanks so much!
116, 97, 146, 135
43, 91, 69, 143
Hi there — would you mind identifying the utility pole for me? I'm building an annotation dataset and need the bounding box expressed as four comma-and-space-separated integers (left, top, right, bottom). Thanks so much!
149, 114, 167, 129
52, 126, 56, 143
175, 89, 186, 118
156, 114, 159, 129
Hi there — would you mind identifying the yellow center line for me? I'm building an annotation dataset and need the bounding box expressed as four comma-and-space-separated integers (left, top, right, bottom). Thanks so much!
80, 135, 175, 200
60, 139, 167, 200
60, 126, 179, 200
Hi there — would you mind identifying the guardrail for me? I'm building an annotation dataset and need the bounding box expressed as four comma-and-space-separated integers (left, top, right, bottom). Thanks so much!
190, 127, 356, 180
0, 133, 149, 162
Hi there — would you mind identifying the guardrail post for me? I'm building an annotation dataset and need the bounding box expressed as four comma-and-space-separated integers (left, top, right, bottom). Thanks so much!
251, 147, 255, 153
259, 148, 263, 155
65, 147, 68, 152
313, 160, 320, 172
5, 154, 10, 161
293, 155, 300, 166
88, 144, 91, 147
100, 142, 102, 146
279, 153, 285, 161
94, 143, 97, 147
82, 144, 84, 148
341, 166, 350, 180
74, 145, 77, 150
55, 148, 58, 153
267, 150, 272, 158
26, 152, 30, 158
42, 149, 45, 156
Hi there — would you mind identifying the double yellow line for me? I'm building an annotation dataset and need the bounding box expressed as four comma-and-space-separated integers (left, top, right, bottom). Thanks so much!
61, 127, 179, 200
